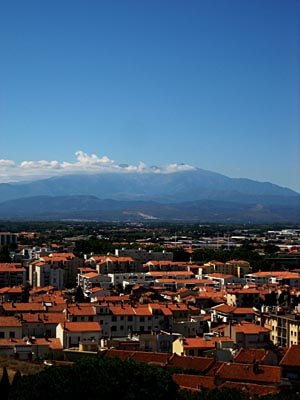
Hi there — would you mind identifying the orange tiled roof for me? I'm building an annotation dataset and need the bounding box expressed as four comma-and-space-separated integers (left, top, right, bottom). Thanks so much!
2, 303, 45, 312
0, 316, 22, 327
173, 373, 216, 390
280, 345, 300, 367
234, 348, 270, 364
21, 313, 66, 324
61, 322, 102, 332
216, 363, 280, 384
168, 353, 214, 372
231, 322, 270, 334
219, 381, 279, 396
130, 351, 169, 366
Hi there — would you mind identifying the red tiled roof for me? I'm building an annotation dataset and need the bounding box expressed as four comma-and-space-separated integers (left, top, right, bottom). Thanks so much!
130, 351, 169, 366
234, 348, 270, 364
182, 336, 232, 349
168, 354, 214, 372
101, 349, 134, 360
68, 304, 96, 316
280, 345, 300, 367
0, 263, 25, 272
219, 381, 279, 396
0, 316, 22, 327
2, 303, 45, 312
61, 322, 102, 332
216, 363, 280, 384
173, 374, 216, 390
83, 272, 100, 279
0, 287, 23, 294
231, 322, 270, 334
21, 313, 66, 324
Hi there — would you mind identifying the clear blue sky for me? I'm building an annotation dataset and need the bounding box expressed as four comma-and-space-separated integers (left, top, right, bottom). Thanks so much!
0, 0, 299, 191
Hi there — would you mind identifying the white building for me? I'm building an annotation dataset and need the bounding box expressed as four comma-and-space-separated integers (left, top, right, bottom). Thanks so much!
56, 321, 102, 348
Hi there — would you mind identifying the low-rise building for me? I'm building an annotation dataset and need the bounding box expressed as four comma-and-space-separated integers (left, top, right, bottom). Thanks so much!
56, 321, 102, 348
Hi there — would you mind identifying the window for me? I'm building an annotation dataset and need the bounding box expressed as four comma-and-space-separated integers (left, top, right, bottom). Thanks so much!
120, 326, 124, 330
112, 316, 117, 322
128, 316, 133, 321
9, 332, 15, 338
140, 317, 145, 322
0, 332, 4, 338
88, 316, 93, 322
111, 326, 116, 332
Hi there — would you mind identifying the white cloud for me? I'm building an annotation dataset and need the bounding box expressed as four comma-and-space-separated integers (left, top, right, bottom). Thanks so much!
0, 151, 196, 182
0, 159, 15, 167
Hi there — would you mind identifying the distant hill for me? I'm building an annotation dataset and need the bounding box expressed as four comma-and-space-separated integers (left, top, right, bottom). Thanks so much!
0, 169, 299, 206
0, 195, 299, 223
0, 169, 299, 222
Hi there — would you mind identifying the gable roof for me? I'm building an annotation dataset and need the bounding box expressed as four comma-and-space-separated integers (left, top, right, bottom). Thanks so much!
61, 322, 102, 332
216, 363, 281, 384
173, 373, 216, 390
280, 345, 300, 367
168, 353, 214, 372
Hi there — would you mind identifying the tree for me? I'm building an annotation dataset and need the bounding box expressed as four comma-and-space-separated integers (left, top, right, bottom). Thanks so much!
11, 370, 21, 387
21, 283, 31, 303
0, 246, 11, 263
1, 366, 10, 400
74, 286, 85, 303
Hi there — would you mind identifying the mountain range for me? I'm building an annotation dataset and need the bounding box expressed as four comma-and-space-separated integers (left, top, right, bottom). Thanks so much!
0, 169, 299, 222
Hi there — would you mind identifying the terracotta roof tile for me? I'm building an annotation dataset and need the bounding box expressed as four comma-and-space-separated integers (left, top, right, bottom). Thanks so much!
280, 345, 300, 367
173, 373, 216, 390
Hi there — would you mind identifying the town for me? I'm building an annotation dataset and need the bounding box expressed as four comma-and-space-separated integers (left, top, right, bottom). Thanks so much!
0, 223, 300, 397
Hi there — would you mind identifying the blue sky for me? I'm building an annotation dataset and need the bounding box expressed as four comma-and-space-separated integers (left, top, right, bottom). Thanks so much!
0, 0, 299, 191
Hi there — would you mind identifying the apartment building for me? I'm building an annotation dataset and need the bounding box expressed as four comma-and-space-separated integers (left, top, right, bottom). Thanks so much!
0, 232, 17, 248
29, 261, 64, 289
40, 253, 83, 287
256, 309, 300, 347
198, 260, 250, 278
0, 263, 26, 288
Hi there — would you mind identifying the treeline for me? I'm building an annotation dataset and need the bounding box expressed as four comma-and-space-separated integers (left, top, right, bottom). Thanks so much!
3, 357, 300, 400
172, 244, 280, 272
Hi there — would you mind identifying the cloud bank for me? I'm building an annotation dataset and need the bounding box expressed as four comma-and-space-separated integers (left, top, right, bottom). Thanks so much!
0, 151, 196, 183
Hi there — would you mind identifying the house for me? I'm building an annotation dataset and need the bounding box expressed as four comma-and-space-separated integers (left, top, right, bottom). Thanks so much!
0, 337, 62, 360
21, 313, 66, 338
205, 273, 241, 289
215, 362, 281, 387
56, 321, 102, 348
167, 353, 214, 373
172, 336, 233, 357
224, 321, 271, 348
226, 287, 260, 307
211, 304, 255, 323
233, 348, 278, 366
172, 373, 216, 391
0, 263, 26, 287
0, 316, 22, 339
0, 286, 23, 302
77, 272, 112, 296
280, 345, 300, 383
